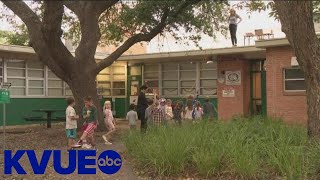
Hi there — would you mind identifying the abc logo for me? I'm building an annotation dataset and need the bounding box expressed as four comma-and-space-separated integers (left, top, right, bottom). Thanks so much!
97, 150, 122, 174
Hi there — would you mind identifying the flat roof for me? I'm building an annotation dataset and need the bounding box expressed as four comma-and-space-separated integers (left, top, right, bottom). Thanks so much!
255, 37, 289, 48
256, 32, 320, 48
0, 43, 266, 62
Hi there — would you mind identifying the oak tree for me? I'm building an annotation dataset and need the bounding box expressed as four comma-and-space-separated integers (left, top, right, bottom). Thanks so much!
0, 0, 230, 126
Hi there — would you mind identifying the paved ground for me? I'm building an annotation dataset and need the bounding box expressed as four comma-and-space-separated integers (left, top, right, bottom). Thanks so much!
0, 121, 145, 180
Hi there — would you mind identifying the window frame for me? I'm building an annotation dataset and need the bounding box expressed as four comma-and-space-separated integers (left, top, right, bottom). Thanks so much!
199, 61, 218, 96
283, 67, 306, 93
26, 61, 45, 97
143, 63, 160, 95
47, 68, 65, 97
97, 64, 127, 98
6, 59, 27, 97
162, 63, 179, 97
153, 61, 218, 98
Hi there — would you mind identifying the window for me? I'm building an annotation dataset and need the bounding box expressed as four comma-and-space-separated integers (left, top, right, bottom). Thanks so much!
97, 65, 126, 97
200, 61, 217, 95
129, 66, 141, 76
48, 70, 64, 96
144, 64, 159, 94
64, 83, 73, 97
27, 61, 45, 96
162, 63, 178, 96
7, 60, 26, 96
284, 68, 306, 91
97, 67, 111, 96
180, 63, 196, 95
112, 65, 126, 96
148, 61, 218, 97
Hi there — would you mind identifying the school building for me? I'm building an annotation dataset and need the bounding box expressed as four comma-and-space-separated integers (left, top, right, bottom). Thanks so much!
0, 36, 307, 126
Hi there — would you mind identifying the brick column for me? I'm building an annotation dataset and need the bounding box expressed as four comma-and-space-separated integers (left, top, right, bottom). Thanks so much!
217, 58, 250, 120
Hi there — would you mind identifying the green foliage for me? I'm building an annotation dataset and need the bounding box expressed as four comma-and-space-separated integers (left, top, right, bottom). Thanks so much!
0, 29, 29, 46
124, 117, 320, 179
0, 0, 231, 48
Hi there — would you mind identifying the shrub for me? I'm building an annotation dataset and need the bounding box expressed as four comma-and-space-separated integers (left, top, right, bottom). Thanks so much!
123, 117, 320, 179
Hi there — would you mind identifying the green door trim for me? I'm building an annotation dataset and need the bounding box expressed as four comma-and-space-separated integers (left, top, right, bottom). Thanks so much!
127, 65, 142, 113
250, 60, 267, 116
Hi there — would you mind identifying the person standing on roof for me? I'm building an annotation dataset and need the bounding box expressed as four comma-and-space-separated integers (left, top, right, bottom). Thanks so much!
228, 9, 242, 46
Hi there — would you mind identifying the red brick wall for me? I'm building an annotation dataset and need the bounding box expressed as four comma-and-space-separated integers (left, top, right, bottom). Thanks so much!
217, 58, 250, 120
265, 46, 307, 124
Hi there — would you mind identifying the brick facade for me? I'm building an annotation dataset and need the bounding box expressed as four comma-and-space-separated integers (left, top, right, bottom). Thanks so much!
265, 46, 307, 124
217, 58, 250, 120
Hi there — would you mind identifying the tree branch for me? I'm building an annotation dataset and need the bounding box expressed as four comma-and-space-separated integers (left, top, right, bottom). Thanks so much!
64, 1, 118, 15
274, 1, 319, 69
1, 0, 69, 82
94, 0, 201, 74
64, 1, 118, 64
42, 1, 75, 72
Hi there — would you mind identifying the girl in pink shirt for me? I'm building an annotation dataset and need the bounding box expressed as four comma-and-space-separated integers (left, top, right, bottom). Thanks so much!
102, 101, 116, 145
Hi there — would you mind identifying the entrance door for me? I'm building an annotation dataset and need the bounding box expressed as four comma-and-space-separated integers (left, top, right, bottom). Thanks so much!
250, 60, 267, 116
128, 65, 142, 107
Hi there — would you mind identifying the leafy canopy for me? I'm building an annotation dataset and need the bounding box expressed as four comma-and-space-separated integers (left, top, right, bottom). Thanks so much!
0, 0, 231, 48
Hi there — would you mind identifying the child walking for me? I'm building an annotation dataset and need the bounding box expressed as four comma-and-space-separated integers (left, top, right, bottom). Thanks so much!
152, 100, 165, 127
194, 101, 203, 121
76, 96, 98, 150
165, 99, 173, 122
65, 97, 80, 151
127, 104, 138, 129
184, 99, 193, 120
145, 98, 154, 126
102, 101, 116, 145
203, 97, 217, 120
173, 101, 183, 125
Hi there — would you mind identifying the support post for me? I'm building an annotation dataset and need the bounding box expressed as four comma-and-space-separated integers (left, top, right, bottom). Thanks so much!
3, 103, 6, 150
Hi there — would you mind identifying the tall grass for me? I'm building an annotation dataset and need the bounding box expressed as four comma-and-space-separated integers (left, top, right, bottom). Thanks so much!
123, 117, 320, 179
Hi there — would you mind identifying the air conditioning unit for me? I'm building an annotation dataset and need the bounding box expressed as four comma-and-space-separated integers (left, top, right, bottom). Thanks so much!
291, 57, 299, 66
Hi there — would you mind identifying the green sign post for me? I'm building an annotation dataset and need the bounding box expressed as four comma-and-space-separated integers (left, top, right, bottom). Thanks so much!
1, 85, 11, 150
0, 89, 10, 103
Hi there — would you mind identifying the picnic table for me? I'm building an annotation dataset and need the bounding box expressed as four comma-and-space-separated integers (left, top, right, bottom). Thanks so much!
30, 109, 65, 128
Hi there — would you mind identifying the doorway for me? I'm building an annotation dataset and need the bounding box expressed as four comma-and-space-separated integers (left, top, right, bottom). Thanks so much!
250, 60, 267, 116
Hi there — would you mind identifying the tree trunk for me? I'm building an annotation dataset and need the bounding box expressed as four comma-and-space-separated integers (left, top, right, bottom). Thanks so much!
305, 69, 320, 137
274, 1, 320, 137
68, 72, 105, 131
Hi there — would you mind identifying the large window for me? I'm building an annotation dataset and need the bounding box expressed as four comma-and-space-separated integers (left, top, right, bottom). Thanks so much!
48, 70, 64, 96
2, 59, 127, 97
7, 60, 26, 96
144, 64, 159, 94
284, 68, 306, 91
112, 65, 126, 96
180, 63, 196, 95
144, 61, 218, 97
97, 67, 111, 96
97, 64, 126, 97
162, 63, 178, 96
200, 61, 217, 95
27, 61, 45, 96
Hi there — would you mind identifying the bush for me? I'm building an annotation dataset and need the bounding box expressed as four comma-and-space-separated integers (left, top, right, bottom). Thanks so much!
123, 117, 320, 179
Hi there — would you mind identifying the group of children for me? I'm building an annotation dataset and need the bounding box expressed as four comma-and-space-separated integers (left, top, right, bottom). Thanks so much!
64, 94, 216, 150
65, 96, 116, 151
127, 94, 217, 129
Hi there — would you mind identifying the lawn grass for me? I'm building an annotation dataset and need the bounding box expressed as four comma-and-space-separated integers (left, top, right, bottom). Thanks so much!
123, 116, 320, 179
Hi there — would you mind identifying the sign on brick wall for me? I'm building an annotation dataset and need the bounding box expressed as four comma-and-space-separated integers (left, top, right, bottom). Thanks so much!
225, 71, 241, 85
222, 89, 235, 97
